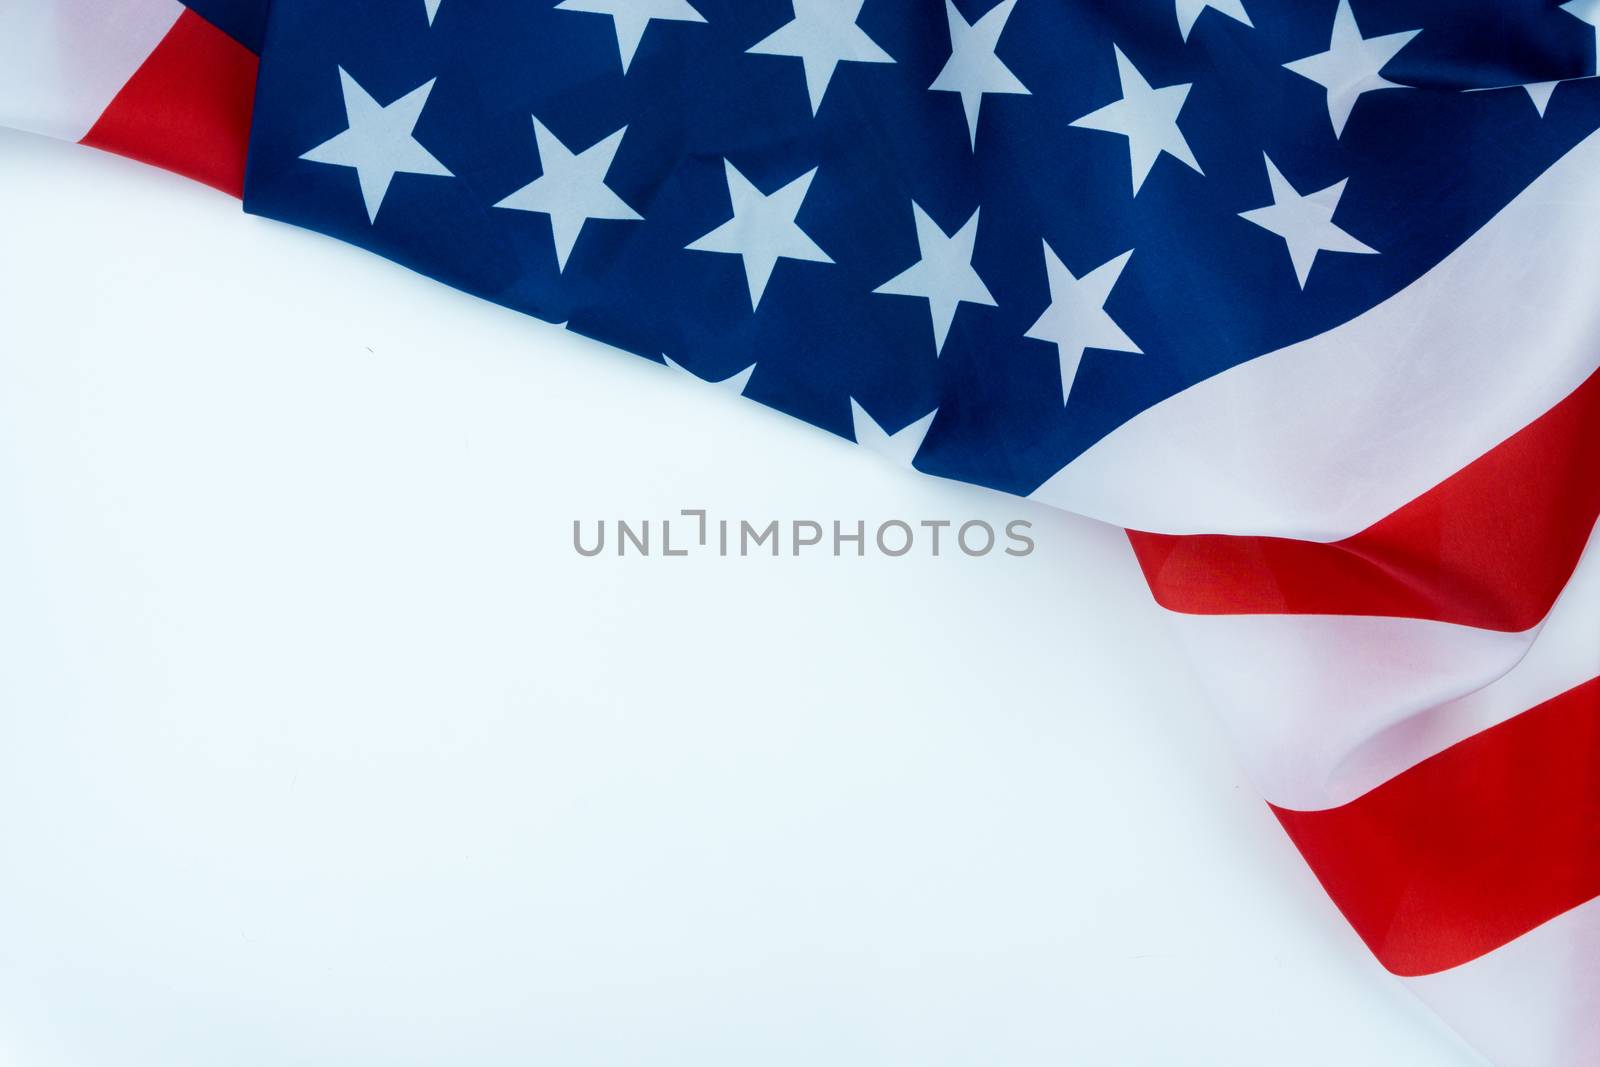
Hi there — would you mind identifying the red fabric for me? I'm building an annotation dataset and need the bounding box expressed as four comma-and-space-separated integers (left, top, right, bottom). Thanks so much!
1128, 363, 1600, 632
1272, 676, 1600, 976
80, 9, 258, 198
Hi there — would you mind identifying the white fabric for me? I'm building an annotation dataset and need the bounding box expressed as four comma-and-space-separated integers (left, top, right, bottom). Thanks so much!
0, 0, 182, 142
1164, 527, 1600, 810
1409, 895, 1600, 1067
1032, 124, 1600, 541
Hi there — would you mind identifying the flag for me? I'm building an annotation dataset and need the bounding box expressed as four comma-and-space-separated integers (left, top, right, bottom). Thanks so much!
4, 1, 1598, 1062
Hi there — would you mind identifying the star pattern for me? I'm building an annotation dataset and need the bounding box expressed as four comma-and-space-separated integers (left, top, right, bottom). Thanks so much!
1071, 46, 1201, 195
554, 0, 707, 73
874, 203, 995, 356
686, 161, 834, 309
493, 119, 641, 272
1516, 79, 1555, 115
1283, 0, 1421, 137
929, 0, 1030, 149
1024, 245, 1141, 406
1238, 155, 1376, 287
1175, 0, 1251, 42
1466, 80, 1560, 116
664, 356, 758, 396
282, 0, 1544, 445
1523, 81, 1559, 116
851, 400, 938, 467
747, 0, 895, 116
300, 68, 453, 223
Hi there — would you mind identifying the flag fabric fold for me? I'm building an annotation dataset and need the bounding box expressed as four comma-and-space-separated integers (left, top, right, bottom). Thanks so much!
4, 1, 1597, 1063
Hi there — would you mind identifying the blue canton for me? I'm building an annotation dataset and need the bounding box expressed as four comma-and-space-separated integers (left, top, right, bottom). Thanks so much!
242, 0, 1600, 498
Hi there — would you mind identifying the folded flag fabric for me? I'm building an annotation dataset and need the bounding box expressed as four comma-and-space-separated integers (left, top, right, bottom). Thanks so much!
4, 1, 1598, 1062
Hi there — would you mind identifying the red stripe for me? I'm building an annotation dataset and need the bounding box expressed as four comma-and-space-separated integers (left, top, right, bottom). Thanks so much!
1271, 676, 1600, 977
80, 9, 258, 198
1128, 363, 1600, 631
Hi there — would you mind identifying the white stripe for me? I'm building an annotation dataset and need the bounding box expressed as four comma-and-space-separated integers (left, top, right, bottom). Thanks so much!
1163, 527, 1600, 811
0, 0, 183, 143
1032, 125, 1600, 540
1407, 896, 1600, 1067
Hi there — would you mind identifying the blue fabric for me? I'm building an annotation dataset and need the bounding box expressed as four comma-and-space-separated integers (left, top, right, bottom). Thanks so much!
242, 0, 1600, 497
182, 0, 271, 53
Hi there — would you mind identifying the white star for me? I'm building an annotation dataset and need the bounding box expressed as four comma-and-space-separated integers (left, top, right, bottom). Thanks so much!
1238, 154, 1376, 287
424, 0, 441, 25
929, 0, 1030, 149
1563, 0, 1600, 64
1024, 245, 1140, 406
686, 161, 833, 310
1175, 0, 1251, 42
493, 119, 641, 272
1468, 81, 1561, 116
1284, 0, 1420, 137
300, 69, 453, 224
747, 0, 895, 115
1070, 46, 1201, 195
850, 399, 937, 467
663, 355, 757, 396
1523, 81, 1560, 115
554, 0, 707, 73
873, 203, 995, 356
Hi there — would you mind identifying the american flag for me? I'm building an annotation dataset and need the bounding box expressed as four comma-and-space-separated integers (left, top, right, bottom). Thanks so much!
4, 1, 1599, 1062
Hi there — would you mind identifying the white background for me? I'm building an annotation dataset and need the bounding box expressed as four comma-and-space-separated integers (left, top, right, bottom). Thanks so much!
0, 130, 1482, 1066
